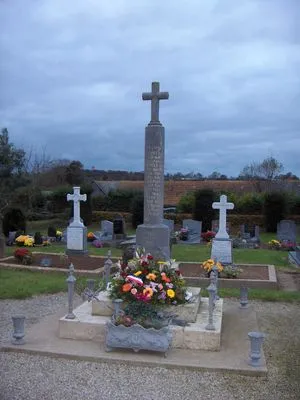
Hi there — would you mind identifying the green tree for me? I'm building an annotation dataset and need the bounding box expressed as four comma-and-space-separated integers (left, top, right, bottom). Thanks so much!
193, 189, 217, 231
0, 128, 27, 223
65, 160, 84, 185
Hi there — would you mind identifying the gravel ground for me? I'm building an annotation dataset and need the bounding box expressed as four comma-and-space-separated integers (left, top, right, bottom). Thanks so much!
0, 294, 299, 400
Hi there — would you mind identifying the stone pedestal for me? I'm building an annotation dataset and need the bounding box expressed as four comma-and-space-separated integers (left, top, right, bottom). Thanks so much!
66, 225, 88, 256
211, 238, 232, 264
136, 223, 170, 260
0, 234, 5, 258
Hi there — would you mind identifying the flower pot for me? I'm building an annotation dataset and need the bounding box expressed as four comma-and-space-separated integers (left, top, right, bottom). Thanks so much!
105, 321, 172, 356
11, 315, 25, 345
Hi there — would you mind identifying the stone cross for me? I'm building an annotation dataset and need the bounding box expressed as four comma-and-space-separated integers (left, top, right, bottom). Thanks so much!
67, 187, 87, 226
212, 195, 234, 239
142, 81, 169, 125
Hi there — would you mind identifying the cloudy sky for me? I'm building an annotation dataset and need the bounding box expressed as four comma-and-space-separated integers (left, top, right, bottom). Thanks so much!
1, 0, 299, 177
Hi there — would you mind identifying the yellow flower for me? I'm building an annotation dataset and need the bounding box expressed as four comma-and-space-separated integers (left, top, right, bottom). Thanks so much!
146, 273, 156, 280
15, 235, 28, 243
134, 271, 142, 276
24, 237, 34, 247
167, 289, 175, 298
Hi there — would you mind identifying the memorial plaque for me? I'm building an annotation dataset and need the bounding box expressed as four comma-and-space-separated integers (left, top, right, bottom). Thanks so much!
67, 227, 84, 250
211, 239, 233, 264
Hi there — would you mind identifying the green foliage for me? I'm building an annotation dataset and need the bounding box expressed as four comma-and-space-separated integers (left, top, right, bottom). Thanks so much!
65, 160, 84, 185
92, 194, 107, 211
2, 208, 26, 236
177, 191, 195, 213
193, 189, 217, 231
263, 192, 287, 232
235, 193, 264, 214
0, 128, 28, 224
130, 192, 144, 228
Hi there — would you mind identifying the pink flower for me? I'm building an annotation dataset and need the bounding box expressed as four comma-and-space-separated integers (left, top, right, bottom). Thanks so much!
126, 275, 143, 286
131, 288, 137, 295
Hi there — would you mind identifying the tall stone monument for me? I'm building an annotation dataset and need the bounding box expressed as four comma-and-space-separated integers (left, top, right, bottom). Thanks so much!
136, 81, 170, 260
211, 194, 234, 264
66, 187, 88, 255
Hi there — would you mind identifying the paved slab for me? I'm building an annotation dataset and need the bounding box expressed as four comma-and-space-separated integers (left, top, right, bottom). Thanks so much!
0, 301, 267, 376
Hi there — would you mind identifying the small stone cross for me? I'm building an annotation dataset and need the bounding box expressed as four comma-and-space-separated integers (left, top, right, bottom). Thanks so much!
212, 195, 234, 239
67, 187, 87, 225
142, 81, 169, 125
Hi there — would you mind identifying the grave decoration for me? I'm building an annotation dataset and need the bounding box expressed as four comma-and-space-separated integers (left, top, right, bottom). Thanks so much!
202, 259, 223, 277
106, 250, 189, 354
109, 251, 188, 306
14, 248, 33, 265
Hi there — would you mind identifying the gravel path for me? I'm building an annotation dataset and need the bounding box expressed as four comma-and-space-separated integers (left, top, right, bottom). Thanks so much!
0, 294, 299, 400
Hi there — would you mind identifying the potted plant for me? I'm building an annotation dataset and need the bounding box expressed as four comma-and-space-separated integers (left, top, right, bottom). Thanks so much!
222, 265, 243, 279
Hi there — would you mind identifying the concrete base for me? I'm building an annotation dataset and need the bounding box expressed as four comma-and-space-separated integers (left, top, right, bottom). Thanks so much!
0, 301, 267, 376
91, 287, 201, 323
61, 296, 221, 351
136, 223, 170, 260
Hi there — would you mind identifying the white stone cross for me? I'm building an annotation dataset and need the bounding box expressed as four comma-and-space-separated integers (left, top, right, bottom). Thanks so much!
67, 187, 87, 226
142, 81, 169, 124
212, 195, 234, 239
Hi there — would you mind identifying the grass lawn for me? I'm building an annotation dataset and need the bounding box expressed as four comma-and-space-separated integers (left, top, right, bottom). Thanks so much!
1, 226, 298, 300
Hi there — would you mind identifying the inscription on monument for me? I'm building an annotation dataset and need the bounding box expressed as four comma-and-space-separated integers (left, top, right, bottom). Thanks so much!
145, 142, 163, 223
67, 228, 84, 250
211, 240, 232, 264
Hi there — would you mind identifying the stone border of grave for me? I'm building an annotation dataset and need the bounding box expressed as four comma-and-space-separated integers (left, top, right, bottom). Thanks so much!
180, 263, 277, 290
0, 253, 118, 277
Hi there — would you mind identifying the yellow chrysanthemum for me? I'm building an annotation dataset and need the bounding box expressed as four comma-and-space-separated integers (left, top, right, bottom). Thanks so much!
24, 238, 34, 247
167, 289, 175, 298
134, 271, 142, 276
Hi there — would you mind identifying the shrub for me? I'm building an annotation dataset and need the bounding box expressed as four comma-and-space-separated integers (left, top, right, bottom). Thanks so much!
193, 189, 217, 231
235, 193, 264, 214
2, 208, 26, 237
177, 192, 195, 213
130, 193, 144, 228
263, 192, 287, 232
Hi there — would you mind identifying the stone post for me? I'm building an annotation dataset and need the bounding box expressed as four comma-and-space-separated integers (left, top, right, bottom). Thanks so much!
136, 82, 170, 260
211, 264, 220, 301
248, 331, 265, 366
11, 315, 25, 345
240, 286, 249, 309
66, 263, 76, 319
113, 299, 123, 317
206, 283, 216, 331
86, 279, 96, 291
104, 250, 113, 288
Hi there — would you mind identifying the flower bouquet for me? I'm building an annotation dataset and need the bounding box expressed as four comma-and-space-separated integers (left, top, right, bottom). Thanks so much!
268, 239, 281, 250
201, 230, 216, 242
14, 248, 33, 265
202, 258, 223, 277
109, 252, 187, 306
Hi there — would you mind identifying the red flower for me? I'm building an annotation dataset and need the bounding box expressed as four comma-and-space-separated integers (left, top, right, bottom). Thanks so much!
147, 255, 153, 260
141, 260, 149, 267
175, 270, 181, 276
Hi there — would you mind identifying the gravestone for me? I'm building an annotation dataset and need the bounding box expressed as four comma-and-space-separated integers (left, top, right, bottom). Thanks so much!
277, 220, 297, 243
101, 220, 113, 239
211, 195, 234, 264
113, 215, 126, 240
66, 187, 88, 255
289, 246, 300, 267
181, 219, 202, 244
136, 82, 170, 260
240, 224, 260, 239
212, 220, 230, 235
163, 218, 174, 233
